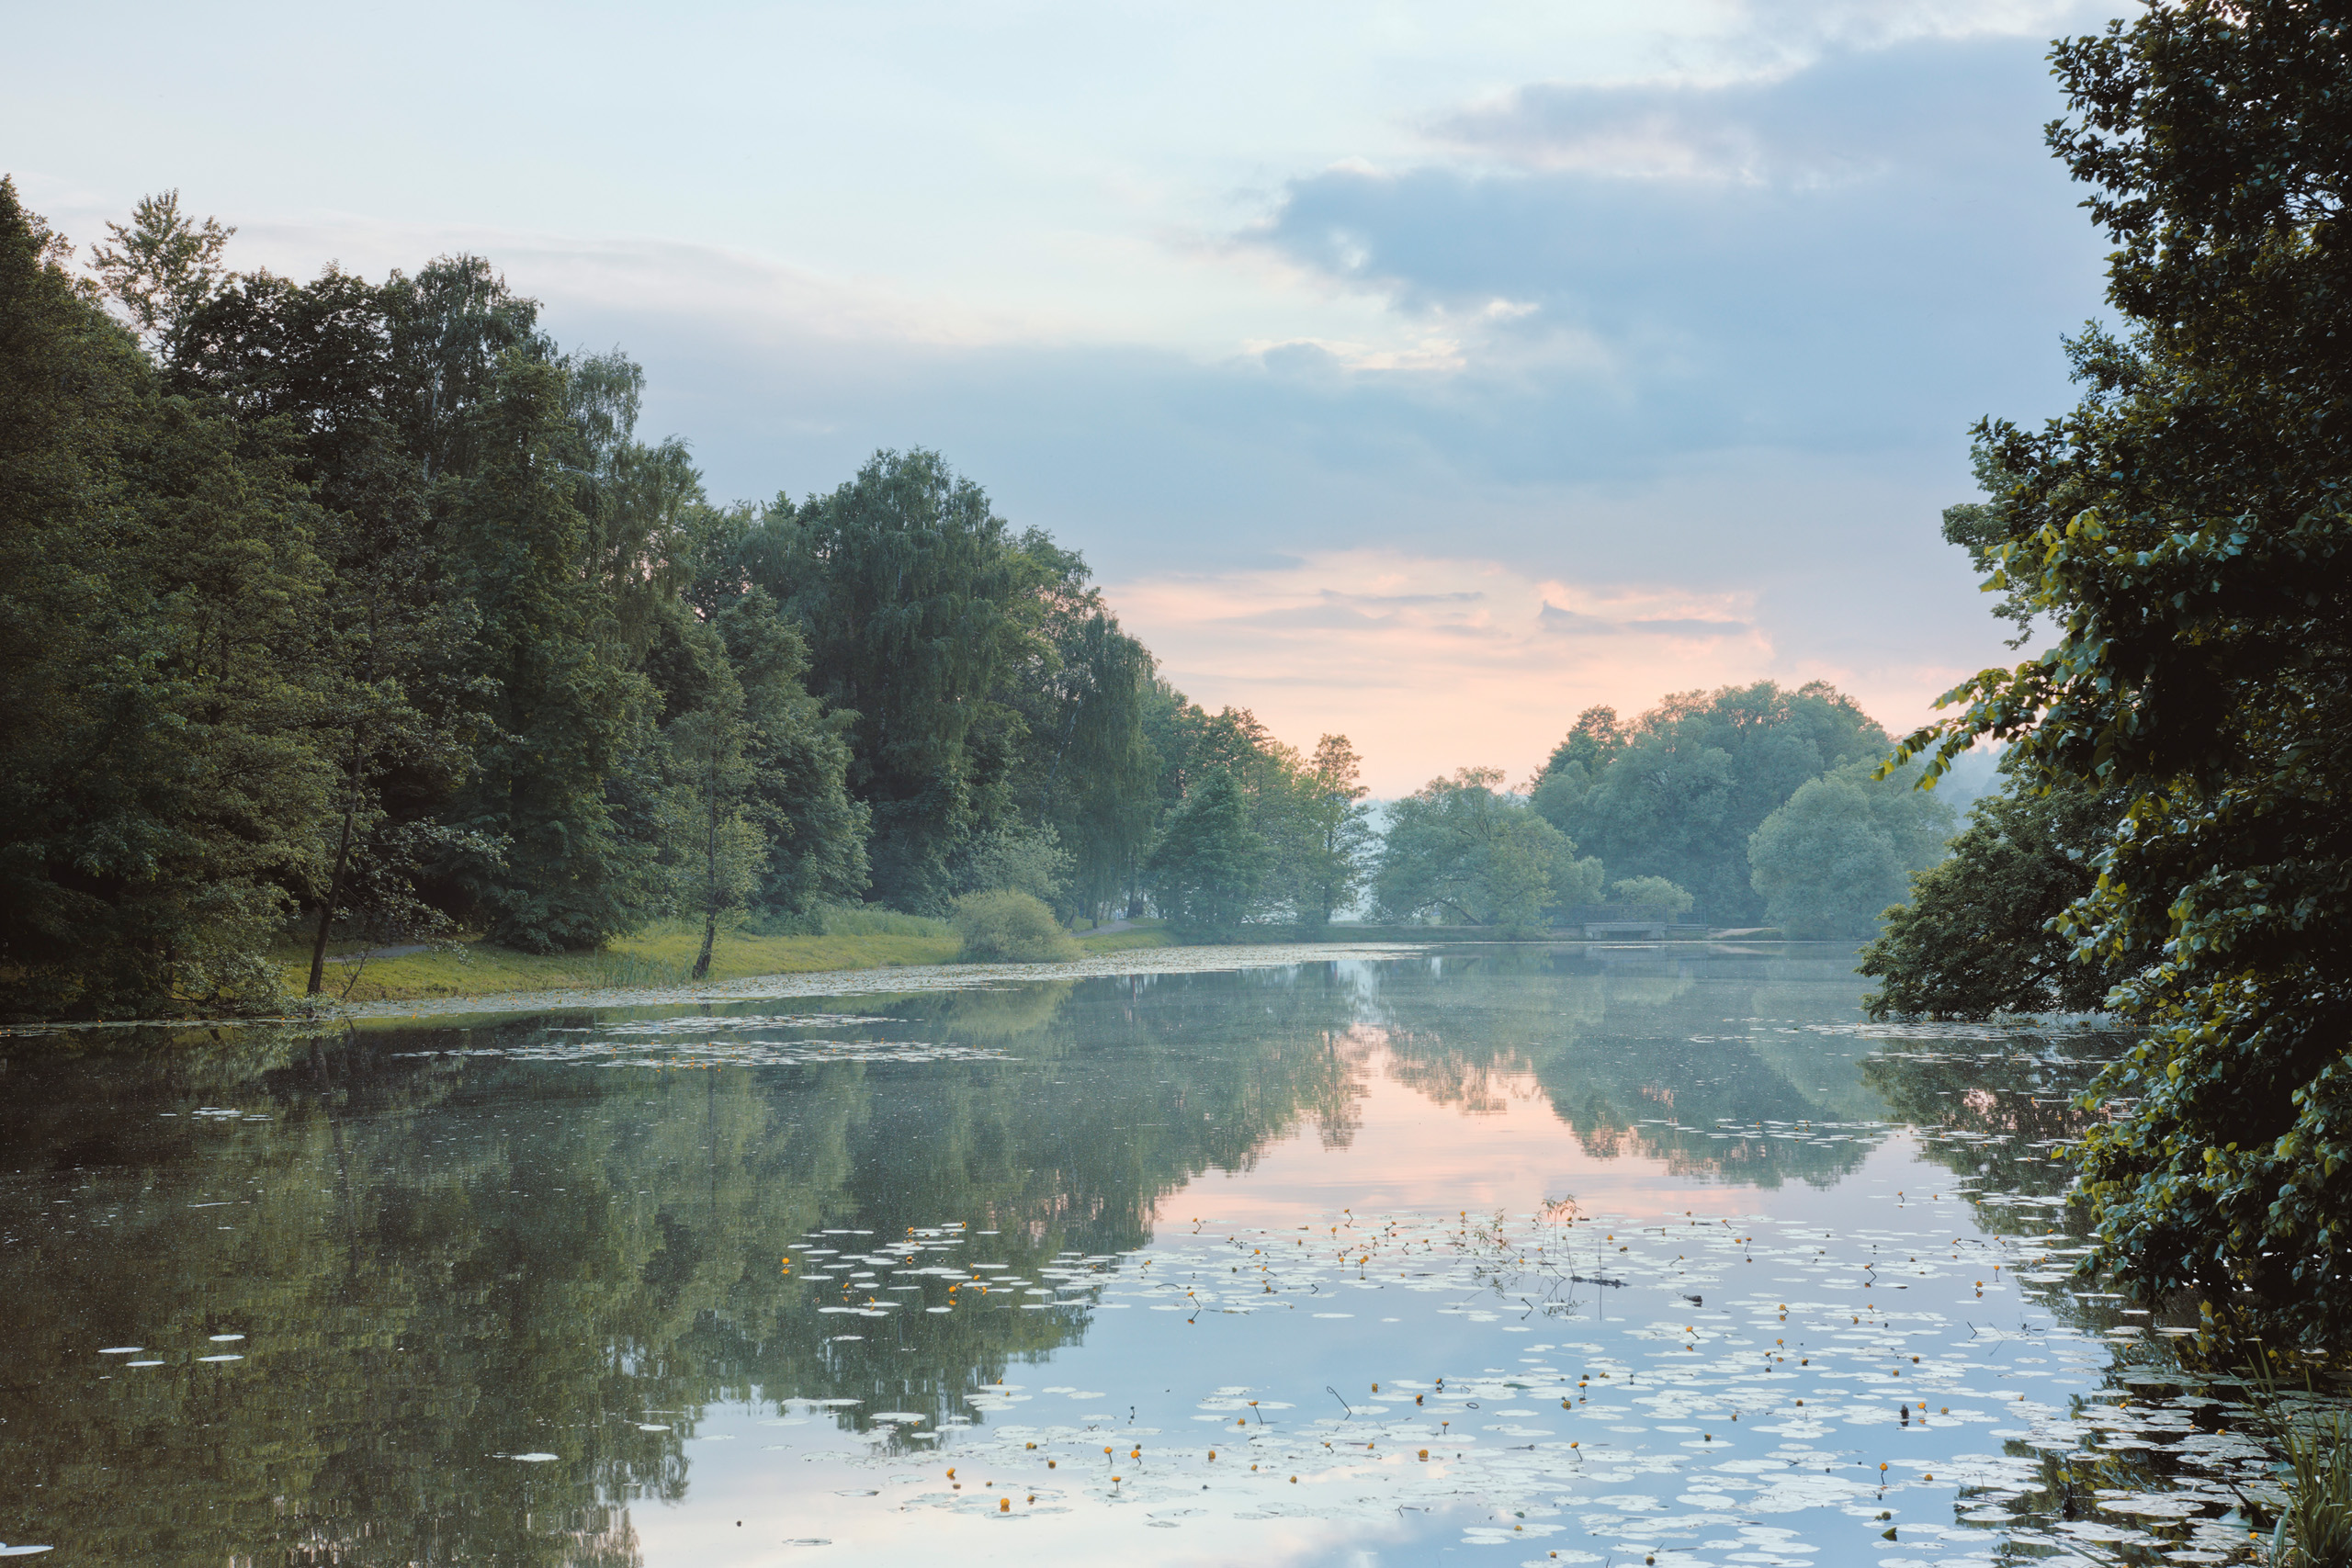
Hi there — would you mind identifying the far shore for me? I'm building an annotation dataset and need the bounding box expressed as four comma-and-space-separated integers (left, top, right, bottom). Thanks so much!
293, 919, 1788, 1010
1, 928, 1813, 1034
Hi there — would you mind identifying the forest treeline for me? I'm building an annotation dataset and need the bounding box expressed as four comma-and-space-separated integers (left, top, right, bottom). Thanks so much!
4, 178, 1985, 1027
1367, 679, 1960, 938
0, 183, 1376, 1020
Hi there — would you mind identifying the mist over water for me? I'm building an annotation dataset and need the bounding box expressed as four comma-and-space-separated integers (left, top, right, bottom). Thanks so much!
1, 948, 2258, 1566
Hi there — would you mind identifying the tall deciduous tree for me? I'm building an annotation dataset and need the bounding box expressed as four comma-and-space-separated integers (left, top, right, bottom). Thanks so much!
0, 180, 335, 1017
1026, 608, 1157, 920
1374, 768, 1603, 930
657, 620, 763, 980
1860, 781, 2118, 1019
1296, 734, 1376, 926
86, 189, 233, 357
648, 584, 871, 931
1143, 771, 1265, 938
169, 255, 481, 992
743, 449, 1050, 911
1547, 682, 1891, 923
435, 350, 660, 951
1746, 760, 1955, 940
1896, 0, 2352, 1338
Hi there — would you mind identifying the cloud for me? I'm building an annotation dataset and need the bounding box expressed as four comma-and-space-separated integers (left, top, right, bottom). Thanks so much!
1679, 0, 2099, 79
1114, 549, 1786, 793
9, 12, 2099, 794
1244, 33, 2108, 461
1538, 604, 1751, 638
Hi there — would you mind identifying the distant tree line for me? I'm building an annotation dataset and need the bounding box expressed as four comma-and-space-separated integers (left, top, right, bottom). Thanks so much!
0, 180, 2109, 1033
0, 174, 1992, 1026
0, 183, 1371, 1019
1362, 680, 1962, 939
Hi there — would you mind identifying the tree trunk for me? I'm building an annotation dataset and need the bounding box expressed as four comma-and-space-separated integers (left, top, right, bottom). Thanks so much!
306, 795, 359, 996
692, 907, 717, 982
690, 763, 719, 982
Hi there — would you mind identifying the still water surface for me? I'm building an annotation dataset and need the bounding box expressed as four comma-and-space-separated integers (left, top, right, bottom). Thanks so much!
0, 946, 2262, 1565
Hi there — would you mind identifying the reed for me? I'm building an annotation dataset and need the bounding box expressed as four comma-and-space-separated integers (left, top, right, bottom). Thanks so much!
2246, 1349, 2352, 1568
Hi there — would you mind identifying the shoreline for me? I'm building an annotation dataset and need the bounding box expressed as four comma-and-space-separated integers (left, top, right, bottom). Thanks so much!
4, 935, 1840, 1036
277, 920, 1180, 1009
334, 942, 1436, 1025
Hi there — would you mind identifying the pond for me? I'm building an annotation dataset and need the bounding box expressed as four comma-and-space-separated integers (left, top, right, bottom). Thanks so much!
0, 945, 2276, 1565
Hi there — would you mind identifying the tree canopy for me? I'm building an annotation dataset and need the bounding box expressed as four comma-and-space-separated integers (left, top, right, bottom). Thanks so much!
1374, 767, 1604, 930
0, 180, 1410, 1019
7, 185, 1351, 1018
1859, 779, 2118, 1019
1532, 681, 1894, 924
0, 182, 335, 1015
1747, 760, 1955, 940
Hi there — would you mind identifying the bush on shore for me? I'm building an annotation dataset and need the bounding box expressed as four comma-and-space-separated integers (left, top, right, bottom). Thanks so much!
952, 890, 1080, 964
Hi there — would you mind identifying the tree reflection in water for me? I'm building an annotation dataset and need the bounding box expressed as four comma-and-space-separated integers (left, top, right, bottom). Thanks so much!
0, 951, 2133, 1565
1359, 947, 1905, 1187
0, 965, 1365, 1565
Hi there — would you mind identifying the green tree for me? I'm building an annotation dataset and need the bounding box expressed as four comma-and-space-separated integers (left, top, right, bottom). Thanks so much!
566, 349, 702, 657
86, 188, 233, 357
435, 350, 660, 951
1295, 734, 1376, 926
1555, 682, 1891, 923
1544, 704, 1627, 777
954, 823, 1072, 905
1747, 760, 1955, 940
742, 449, 1051, 910
1141, 686, 1273, 815
1894, 0, 2352, 1337
1144, 770, 1265, 937
1024, 608, 1157, 920
167, 253, 481, 993
1374, 767, 1603, 929
0, 181, 336, 1017
1860, 781, 2118, 1019
651, 617, 764, 979
1528, 706, 1626, 834
382, 253, 549, 481
715, 592, 869, 922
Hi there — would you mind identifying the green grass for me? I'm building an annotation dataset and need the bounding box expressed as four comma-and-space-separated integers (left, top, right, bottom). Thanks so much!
1073, 923, 1177, 954
284, 918, 958, 1004
284, 914, 1177, 1005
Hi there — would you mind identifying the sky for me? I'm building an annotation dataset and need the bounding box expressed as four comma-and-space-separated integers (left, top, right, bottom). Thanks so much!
7, 0, 2126, 795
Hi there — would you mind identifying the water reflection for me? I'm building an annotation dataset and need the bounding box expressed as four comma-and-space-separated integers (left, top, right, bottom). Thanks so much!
0, 948, 2175, 1567
2, 968, 1372, 1564
1362, 948, 1899, 1185
1860, 1030, 2115, 1208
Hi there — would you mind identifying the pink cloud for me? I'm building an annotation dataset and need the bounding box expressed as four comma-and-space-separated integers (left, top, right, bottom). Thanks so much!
1108, 549, 1979, 795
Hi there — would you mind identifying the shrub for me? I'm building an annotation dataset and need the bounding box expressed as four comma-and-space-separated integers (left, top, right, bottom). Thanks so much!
1608, 875, 1694, 916
951, 890, 1079, 963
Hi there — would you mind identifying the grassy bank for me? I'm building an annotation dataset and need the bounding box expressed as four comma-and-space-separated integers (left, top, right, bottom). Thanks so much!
284, 916, 1177, 1005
